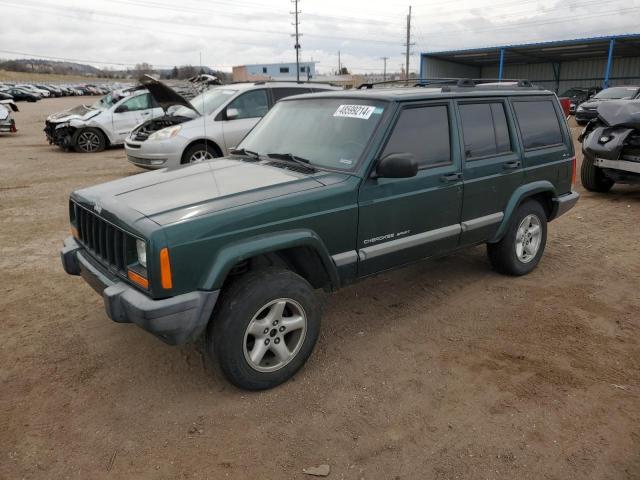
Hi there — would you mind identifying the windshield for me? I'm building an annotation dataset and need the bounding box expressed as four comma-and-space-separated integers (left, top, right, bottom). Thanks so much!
593, 87, 639, 100
174, 88, 237, 116
238, 98, 386, 170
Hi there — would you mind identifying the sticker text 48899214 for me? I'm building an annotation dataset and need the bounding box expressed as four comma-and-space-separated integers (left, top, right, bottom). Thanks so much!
333, 104, 377, 120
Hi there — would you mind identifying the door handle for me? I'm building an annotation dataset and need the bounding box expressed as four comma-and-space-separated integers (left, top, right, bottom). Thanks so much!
503, 160, 521, 170
140, 111, 151, 116
440, 172, 462, 182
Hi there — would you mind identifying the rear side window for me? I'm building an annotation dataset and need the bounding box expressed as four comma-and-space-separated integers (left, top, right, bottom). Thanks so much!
120, 93, 152, 112
382, 105, 451, 168
513, 100, 563, 149
459, 102, 511, 159
271, 87, 311, 102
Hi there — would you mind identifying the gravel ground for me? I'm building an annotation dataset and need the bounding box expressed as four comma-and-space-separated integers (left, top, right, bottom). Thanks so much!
1, 96, 639, 480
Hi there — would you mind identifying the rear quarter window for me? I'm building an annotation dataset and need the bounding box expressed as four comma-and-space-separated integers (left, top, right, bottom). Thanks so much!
512, 99, 564, 150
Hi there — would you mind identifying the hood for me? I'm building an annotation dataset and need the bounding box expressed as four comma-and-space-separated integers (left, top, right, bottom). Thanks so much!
140, 75, 199, 115
47, 104, 100, 123
73, 158, 335, 226
596, 99, 640, 128
0, 99, 18, 112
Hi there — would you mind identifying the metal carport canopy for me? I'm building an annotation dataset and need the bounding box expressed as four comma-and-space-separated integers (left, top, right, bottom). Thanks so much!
420, 34, 640, 89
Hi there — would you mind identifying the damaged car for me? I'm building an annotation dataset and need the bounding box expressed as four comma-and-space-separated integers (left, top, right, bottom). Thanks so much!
125, 76, 339, 168
575, 86, 640, 125
580, 99, 640, 191
44, 87, 163, 153
0, 100, 18, 133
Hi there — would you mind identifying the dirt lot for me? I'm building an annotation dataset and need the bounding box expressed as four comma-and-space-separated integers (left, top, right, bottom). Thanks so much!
1, 96, 639, 480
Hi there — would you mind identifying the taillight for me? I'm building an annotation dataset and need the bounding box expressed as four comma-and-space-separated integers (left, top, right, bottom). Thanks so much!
571, 156, 577, 188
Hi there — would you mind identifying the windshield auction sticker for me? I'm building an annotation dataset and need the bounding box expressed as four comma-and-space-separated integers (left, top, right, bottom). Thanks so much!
334, 104, 377, 119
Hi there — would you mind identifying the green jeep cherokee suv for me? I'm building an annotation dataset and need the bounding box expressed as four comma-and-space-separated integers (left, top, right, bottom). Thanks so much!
61, 82, 579, 390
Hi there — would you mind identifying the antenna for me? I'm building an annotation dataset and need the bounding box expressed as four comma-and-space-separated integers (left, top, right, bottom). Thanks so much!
291, 0, 302, 82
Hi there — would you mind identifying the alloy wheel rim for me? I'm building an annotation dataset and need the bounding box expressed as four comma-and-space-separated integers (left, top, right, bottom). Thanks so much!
189, 150, 214, 163
77, 131, 101, 152
243, 298, 307, 372
515, 214, 542, 263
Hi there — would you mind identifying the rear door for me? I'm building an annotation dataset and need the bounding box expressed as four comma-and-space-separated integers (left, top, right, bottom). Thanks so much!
220, 89, 269, 150
456, 99, 524, 245
357, 101, 463, 276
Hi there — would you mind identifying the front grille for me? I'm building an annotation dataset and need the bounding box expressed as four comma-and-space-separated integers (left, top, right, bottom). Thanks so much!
72, 202, 136, 273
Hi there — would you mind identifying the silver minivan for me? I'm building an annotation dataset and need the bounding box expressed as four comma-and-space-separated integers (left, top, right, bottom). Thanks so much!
125, 79, 340, 169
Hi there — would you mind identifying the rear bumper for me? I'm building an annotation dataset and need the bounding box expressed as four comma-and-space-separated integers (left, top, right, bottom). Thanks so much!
61, 236, 219, 345
550, 191, 580, 220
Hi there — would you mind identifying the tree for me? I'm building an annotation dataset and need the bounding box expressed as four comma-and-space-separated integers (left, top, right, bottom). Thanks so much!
133, 62, 154, 78
171, 66, 179, 79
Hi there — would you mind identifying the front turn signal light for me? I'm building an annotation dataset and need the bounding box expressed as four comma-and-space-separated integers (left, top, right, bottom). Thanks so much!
160, 247, 173, 289
128, 270, 149, 289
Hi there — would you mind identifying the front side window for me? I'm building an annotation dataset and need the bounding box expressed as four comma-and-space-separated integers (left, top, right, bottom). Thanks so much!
238, 98, 386, 170
271, 87, 310, 102
459, 102, 511, 159
513, 100, 563, 150
119, 93, 151, 112
382, 105, 451, 168
226, 89, 269, 120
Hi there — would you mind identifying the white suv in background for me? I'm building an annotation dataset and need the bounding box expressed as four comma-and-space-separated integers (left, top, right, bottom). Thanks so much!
125, 79, 340, 168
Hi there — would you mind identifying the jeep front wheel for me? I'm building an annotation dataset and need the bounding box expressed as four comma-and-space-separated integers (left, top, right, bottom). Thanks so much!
487, 200, 548, 276
208, 268, 321, 390
581, 153, 614, 192
73, 127, 106, 153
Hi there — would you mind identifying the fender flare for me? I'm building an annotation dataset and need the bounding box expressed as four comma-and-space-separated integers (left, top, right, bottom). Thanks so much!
201, 229, 340, 291
490, 180, 557, 243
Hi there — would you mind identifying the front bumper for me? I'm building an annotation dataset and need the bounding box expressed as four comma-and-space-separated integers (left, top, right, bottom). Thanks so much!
125, 138, 183, 169
551, 191, 580, 220
61, 236, 219, 345
0, 119, 16, 133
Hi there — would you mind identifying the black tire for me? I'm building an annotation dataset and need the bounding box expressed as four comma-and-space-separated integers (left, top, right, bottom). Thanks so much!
576, 120, 588, 126
72, 127, 106, 153
580, 153, 614, 193
181, 142, 220, 164
487, 200, 548, 276
208, 267, 321, 390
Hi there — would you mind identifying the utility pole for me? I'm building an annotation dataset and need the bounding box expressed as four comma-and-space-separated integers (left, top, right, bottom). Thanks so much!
338, 50, 341, 74
381, 56, 389, 81
403, 5, 415, 84
291, 0, 301, 82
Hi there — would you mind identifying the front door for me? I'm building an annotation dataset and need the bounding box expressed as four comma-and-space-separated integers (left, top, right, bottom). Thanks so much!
456, 99, 524, 245
112, 93, 156, 141
220, 89, 269, 152
357, 102, 463, 276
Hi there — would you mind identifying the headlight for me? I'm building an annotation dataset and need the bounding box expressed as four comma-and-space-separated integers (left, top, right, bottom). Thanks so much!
136, 239, 147, 268
576, 105, 584, 112
148, 125, 182, 141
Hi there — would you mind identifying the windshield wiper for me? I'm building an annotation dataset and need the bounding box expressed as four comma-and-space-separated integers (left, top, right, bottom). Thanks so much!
266, 153, 318, 172
229, 148, 261, 161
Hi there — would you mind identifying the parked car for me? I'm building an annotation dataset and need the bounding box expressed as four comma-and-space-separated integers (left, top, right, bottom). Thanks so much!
44, 87, 163, 152
560, 86, 600, 114
0, 91, 13, 101
61, 81, 579, 389
125, 77, 340, 168
575, 86, 640, 125
5, 88, 39, 102
0, 100, 18, 133
16, 84, 48, 98
579, 99, 640, 191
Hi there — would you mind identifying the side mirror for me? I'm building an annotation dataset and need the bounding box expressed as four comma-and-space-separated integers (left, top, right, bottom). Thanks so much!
115, 104, 129, 113
226, 107, 239, 120
375, 153, 418, 179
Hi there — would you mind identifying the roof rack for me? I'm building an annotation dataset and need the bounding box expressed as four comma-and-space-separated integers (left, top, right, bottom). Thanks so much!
358, 77, 537, 90
230, 80, 339, 86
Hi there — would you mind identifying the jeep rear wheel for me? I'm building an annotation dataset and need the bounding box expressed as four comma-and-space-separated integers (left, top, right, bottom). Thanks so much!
581, 153, 614, 192
73, 127, 106, 153
487, 200, 548, 276
208, 268, 321, 390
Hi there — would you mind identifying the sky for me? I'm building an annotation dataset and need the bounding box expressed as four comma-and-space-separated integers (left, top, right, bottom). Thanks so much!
0, 0, 638, 74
